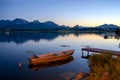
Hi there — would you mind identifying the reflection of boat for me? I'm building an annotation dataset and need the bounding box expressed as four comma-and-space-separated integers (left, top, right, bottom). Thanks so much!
81, 55, 90, 59
28, 50, 74, 65
29, 56, 73, 70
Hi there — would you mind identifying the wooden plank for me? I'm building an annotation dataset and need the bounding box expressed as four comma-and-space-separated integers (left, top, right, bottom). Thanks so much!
81, 47, 120, 56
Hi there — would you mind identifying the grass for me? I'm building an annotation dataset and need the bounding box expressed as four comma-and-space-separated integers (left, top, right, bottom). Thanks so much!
87, 53, 120, 80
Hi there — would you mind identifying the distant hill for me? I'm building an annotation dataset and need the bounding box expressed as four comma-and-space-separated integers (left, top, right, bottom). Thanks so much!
0, 18, 68, 31
0, 18, 119, 31
12, 18, 29, 24
96, 24, 119, 29
0, 18, 29, 26
73, 25, 84, 29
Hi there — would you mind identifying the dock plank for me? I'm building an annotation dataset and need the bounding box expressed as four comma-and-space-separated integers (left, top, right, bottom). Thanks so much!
81, 47, 120, 56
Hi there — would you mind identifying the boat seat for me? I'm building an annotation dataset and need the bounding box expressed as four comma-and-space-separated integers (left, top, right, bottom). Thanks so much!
63, 52, 68, 54
53, 54, 59, 56
33, 54, 39, 58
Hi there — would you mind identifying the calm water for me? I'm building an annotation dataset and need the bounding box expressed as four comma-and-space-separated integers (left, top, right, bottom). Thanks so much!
0, 32, 120, 80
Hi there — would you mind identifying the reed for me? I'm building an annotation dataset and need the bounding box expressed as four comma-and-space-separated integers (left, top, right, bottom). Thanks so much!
88, 53, 120, 80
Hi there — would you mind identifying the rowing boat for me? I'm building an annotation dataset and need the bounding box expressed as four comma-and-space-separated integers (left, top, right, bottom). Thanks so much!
28, 50, 74, 65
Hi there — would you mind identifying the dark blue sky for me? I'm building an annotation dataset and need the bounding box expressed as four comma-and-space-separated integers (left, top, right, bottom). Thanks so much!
0, 0, 120, 27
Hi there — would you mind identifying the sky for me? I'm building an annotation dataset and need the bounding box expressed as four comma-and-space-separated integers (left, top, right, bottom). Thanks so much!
0, 0, 120, 27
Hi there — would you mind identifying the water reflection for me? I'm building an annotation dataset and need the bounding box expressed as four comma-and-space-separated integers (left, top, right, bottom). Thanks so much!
0, 31, 119, 80
0, 32, 113, 44
103, 32, 120, 39
29, 56, 74, 71
0, 32, 62, 43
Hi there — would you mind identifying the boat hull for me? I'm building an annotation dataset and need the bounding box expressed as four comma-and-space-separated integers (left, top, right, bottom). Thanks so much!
29, 50, 74, 65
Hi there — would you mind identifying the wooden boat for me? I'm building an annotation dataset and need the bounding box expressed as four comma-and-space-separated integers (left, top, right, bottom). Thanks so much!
29, 56, 73, 70
28, 50, 74, 65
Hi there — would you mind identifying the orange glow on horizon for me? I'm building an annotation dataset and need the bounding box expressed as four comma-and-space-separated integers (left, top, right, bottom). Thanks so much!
62, 22, 120, 27
30, 18, 120, 27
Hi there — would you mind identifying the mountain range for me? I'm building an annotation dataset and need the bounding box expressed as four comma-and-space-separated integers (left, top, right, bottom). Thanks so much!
0, 18, 119, 31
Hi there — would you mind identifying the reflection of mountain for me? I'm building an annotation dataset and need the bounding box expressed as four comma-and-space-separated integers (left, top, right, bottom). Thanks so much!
104, 34, 120, 39
28, 56, 73, 71
0, 32, 69, 43
98, 32, 120, 39
1, 32, 119, 44
0, 32, 109, 44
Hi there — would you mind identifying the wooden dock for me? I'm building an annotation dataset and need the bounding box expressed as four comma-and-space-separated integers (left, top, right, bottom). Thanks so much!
81, 47, 120, 56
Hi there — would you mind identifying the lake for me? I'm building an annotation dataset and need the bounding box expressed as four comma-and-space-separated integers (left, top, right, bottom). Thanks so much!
0, 32, 120, 80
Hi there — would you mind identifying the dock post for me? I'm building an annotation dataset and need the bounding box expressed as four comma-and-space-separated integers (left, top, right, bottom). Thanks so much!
87, 51, 89, 56
82, 50, 83, 56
